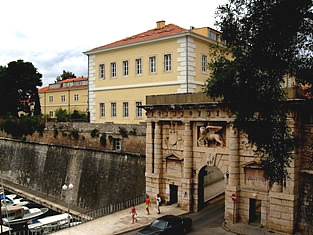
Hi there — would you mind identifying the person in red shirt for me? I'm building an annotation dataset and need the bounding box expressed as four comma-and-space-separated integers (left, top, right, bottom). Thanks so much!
145, 195, 151, 215
130, 204, 137, 224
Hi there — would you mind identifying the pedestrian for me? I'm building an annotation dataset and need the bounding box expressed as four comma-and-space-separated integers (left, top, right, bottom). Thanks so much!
130, 204, 137, 224
156, 194, 161, 214
145, 194, 151, 215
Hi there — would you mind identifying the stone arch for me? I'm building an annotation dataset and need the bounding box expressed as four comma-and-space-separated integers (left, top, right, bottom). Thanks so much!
197, 165, 225, 211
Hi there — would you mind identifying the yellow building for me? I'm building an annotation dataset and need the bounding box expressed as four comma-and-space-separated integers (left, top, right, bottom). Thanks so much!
39, 77, 88, 118
84, 21, 224, 124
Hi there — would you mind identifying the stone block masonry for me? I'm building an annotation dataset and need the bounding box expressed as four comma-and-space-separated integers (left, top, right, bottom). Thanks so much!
0, 137, 146, 210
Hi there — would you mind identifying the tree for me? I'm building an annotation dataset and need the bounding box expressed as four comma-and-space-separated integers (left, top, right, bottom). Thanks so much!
0, 60, 42, 117
204, 0, 313, 184
55, 70, 76, 82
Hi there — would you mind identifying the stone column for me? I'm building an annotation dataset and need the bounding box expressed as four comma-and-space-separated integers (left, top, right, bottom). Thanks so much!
154, 121, 163, 175
182, 121, 193, 212
225, 124, 240, 223
145, 121, 154, 197
145, 121, 153, 174
268, 111, 300, 234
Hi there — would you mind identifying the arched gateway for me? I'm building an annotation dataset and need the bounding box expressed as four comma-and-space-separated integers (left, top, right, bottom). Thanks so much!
144, 93, 301, 234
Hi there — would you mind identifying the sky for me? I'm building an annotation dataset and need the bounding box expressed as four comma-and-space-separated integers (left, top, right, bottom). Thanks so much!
0, 0, 227, 87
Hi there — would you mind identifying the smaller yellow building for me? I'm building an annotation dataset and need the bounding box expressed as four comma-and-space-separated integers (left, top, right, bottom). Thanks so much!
39, 77, 88, 118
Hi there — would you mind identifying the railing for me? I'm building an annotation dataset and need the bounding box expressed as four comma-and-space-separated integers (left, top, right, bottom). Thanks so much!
76, 193, 146, 223
8, 194, 145, 235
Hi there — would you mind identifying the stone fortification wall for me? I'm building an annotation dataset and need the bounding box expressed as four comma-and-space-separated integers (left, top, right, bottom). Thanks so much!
45, 122, 146, 136
0, 137, 145, 210
297, 124, 313, 233
12, 122, 147, 155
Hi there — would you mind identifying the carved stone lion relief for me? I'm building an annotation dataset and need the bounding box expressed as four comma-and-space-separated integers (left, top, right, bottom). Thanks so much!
197, 125, 225, 147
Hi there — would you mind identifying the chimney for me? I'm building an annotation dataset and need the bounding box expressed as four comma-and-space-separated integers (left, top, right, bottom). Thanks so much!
156, 20, 166, 29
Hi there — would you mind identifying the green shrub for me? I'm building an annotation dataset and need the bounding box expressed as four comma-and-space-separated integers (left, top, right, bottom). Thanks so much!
119, 127, 128, 138
128, 128, 137, 136
0, 115, 45, 138
55, 108, 69, 122
90, 129, 99, 138
100, 133, 107, 146
71, 129, 79, 140
70, 110, 88, 121
53, 127, 58, 138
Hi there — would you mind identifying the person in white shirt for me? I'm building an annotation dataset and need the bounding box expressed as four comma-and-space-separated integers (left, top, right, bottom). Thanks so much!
156, 194, 161, 214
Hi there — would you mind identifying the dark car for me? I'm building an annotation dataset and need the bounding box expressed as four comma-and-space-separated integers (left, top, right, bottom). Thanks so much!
137, 215, 192, 235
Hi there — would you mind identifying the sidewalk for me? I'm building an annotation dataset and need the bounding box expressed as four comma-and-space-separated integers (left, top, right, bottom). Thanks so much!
53, 203, 187, 235
223, 221, 285, 235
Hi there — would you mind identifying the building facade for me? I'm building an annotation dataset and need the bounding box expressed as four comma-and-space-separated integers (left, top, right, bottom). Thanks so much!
143, 92, 312, 234
39, 77, 88, 118
84, 21, 225, 124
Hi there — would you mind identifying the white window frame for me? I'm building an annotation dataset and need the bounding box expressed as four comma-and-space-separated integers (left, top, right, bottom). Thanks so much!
136, 101, 143, 118
123, 60, 129, 77
135, 58, 142, 75
149, 56, 156, 73
209, 31, 217, 41
49, 96, 53, 103
114, 138, 121, 151
111, 62, 117, 78
61, 95, 66, 102
123, 102, 129, 117
164, 54, 172, 72
202, 55, 208, 73
99, 64, 105, 80
49, 111, 54, 118
111, 102, 117, 117
74, 94, 79, 101
100, 103, 105, 118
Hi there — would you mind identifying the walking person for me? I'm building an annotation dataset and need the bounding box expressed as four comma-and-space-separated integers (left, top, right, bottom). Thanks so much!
145, 195, 151, 215
130, 204, 137, 224
156, 194, 161, 214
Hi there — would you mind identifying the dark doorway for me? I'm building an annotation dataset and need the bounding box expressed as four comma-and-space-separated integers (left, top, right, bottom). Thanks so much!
198, 166, 225, 211
169, 184, 178, 204
198, 167, 206, 210
249, 198, 261, 225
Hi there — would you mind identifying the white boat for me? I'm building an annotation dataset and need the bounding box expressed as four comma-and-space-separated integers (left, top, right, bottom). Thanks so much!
28, 213, 71, 232
1, 197, 29, 206
1, 205, 49, 226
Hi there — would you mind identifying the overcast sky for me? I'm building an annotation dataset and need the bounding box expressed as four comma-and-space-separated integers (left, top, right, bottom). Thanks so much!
0, 0, 227, 87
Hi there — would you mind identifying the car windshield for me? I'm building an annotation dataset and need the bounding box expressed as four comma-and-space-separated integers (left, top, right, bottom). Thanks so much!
151, 219, 167, 230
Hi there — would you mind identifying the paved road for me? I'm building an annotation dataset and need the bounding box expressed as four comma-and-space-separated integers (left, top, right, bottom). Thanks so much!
123, 194, 231, 235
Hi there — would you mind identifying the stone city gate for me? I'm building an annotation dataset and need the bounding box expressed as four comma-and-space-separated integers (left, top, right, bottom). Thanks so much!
144, 93, 301, 234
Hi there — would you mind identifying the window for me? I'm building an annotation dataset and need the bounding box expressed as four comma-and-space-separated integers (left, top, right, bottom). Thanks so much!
202, 55, 208, 72
61, 95, 66, 102
209, 31, 217, 41
74, 94, 79, 101
100, 103, 105, 118
123, 60, 129, 76
49, 111, 54, 118
135, 58, 142, 75
123, 102, 129, 117
136, 102, 143, 117
111, 102, 117, 117
49, 96, 53, 103
164, 54, 172, 72
99, 64, 105, 80
113, 138, 121, 151
111, 62, 116, 78
149, 56, 156, 73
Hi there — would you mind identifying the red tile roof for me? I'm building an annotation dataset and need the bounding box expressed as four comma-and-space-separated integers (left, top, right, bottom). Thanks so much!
86, 24, 187, 53
57, 77, 88, 84
39, 77, 88, 93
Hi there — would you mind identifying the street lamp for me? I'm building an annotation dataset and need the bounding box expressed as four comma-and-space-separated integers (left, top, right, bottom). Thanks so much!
62, 183, 73, 227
